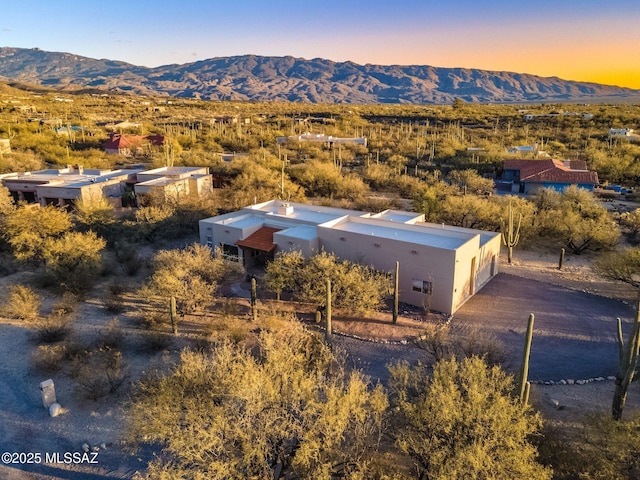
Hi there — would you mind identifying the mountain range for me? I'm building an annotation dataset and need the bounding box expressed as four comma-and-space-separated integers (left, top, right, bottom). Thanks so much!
1, 47, 639, 104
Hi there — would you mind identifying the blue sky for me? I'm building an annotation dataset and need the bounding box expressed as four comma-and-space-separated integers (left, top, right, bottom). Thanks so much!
2, 0, 640, 88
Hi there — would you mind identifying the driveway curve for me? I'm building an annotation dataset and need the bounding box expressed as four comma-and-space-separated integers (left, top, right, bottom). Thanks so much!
336, 274, 635, 383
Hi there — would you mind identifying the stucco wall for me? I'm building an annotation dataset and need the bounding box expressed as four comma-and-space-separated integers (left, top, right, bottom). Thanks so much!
318, 224, 458, 314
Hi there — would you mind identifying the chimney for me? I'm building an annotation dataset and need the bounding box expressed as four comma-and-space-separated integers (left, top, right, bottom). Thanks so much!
74, 164, 84, 175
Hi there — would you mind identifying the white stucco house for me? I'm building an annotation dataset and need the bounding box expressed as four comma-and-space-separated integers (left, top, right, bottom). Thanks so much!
199, 200, 500, 315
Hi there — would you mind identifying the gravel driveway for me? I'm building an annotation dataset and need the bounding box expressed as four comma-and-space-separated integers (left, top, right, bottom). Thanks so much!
335, 273, 635, 383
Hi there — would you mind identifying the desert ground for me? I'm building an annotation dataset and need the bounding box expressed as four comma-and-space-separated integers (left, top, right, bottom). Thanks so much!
0, 247, 638, 479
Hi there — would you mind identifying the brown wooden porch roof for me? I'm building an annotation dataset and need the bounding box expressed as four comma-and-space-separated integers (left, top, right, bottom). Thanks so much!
235, 226, 281, 252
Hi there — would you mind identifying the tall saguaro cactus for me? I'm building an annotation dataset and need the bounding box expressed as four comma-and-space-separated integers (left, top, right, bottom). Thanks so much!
325, 278, 332, 344
250, 276, 258, 322
612, 292, 640, 420
392, 261, 399, 324
501, 200, 522, 265
170, 296, 178, 335
519, 313, 535, 406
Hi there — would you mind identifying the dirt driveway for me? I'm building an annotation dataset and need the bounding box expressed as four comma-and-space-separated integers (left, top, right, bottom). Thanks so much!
448, 273, 635, 381
331, 272, 635, 384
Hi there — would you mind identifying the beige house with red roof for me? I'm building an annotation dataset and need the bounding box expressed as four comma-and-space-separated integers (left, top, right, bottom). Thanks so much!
501, 159, 598, 194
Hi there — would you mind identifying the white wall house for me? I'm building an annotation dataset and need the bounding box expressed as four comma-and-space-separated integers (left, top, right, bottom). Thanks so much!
199, 200, 500, 315
0, 166, 142, 208
276, 132, 367, 147
134, 166, 212, 203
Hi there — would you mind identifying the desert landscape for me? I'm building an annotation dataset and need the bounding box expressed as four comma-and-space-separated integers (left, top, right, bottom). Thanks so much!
0, 244, 638, 479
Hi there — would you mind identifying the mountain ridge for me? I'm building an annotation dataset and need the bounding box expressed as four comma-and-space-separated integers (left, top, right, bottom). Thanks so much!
1, 46, 639, 104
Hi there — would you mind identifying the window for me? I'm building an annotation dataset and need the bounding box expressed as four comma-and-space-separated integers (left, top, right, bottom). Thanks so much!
412, 279, 432, 294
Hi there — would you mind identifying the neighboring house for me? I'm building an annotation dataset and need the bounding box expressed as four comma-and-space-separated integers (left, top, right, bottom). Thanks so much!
0, 138, 10, 154
276, 132, 367, 147
54, 125, 83, 136
0, 165, 142, 208
199, 200, 500, 315
507, 145, 538, 157
134, 166, 212, 204
103, 133, 165, 156
0, 165, 215, 209
609, 128, 634, 137
500, 159, 598, 194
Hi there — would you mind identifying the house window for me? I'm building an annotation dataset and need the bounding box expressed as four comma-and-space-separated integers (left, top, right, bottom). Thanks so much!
221, 243, 240, 262
206, 236, 213, 247
412, 279, 432, 294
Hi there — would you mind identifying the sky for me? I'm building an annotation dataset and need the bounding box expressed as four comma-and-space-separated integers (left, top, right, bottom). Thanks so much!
2, 0, 640, 89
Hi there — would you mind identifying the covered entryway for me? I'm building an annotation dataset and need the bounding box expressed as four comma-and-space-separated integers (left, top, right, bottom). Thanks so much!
235, 226, 281, 267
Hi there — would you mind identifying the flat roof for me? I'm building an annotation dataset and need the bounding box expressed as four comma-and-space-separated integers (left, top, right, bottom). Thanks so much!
248, 200, 366, 225
213, 213, 265, 230
40, 170, 137, 188
417, 222, 500, 247
371, 209, 423, 223
140, 166, 206, 175
135, 176, 182, 187
276, 225, 318, 241
328, 216, 475, 250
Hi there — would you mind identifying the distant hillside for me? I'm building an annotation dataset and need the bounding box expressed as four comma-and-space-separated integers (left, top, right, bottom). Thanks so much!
1, 47, 639, 104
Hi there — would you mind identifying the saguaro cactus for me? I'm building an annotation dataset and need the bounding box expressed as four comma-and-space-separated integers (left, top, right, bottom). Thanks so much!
250, 276, 258, 322
392, 261, 399, 324
170, 296, 178, 335
325, 278, 332, 343
519, 313, 535, 406
558, 247, 565, 270
612, 292, 640, 420
501, 200, 522, 265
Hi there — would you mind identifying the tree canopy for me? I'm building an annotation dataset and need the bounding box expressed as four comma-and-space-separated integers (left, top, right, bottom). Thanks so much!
264, 250, 389, 312
128, 323, 387, 479
141, 244, 243, 315
388, 356, 551, 480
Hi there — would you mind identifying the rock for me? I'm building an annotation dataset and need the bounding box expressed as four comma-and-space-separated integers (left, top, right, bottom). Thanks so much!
607, 376, 617, 381
82, 443, 90, 453
48, 403, 62, 417
567, 379, 575, 385
559, 379, 567, 385
595, 377, 605, 382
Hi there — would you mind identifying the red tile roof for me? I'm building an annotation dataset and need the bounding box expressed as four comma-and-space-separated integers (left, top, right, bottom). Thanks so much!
235, 226, 281, 252
504, 159, 598, 185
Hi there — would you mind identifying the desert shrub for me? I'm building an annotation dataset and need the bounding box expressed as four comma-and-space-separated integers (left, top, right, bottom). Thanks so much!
4, 284, 42, 321
32, 314, 72, 343
108, 282, 127, 296
104, 291, 125, 313
413, 323, 506, 366
138, 330, 172, 353
95, 318, 124, 350
42, 230, 106, 293
538, 413, 640, 479
114, 241, 144, 276
136, 309, 169, 330
31, 343, 67, 373
51, 292, 79, 316
74, 349, 128, 400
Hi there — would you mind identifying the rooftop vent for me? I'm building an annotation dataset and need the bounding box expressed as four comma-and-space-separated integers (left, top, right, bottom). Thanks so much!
277, 203, 294, 216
